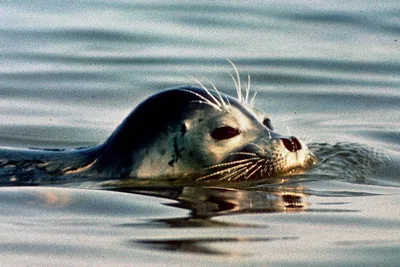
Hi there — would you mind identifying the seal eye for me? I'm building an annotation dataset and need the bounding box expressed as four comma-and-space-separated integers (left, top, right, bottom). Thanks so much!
211, 126, 240, 140
263, 118, 273, 130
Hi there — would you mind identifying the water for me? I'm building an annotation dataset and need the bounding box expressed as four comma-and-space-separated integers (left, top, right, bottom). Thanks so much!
0, 0, 399, 266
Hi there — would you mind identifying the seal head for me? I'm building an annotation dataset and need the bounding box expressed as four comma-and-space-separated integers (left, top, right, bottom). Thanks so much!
91, 86, 316, 181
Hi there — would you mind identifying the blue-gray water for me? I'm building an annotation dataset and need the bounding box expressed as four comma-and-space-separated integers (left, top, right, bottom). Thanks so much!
0, 0, 399, 266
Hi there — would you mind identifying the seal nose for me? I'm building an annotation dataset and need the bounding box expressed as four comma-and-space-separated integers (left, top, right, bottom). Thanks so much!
281, 136, 302, 152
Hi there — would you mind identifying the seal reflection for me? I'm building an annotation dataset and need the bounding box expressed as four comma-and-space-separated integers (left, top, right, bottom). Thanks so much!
117, 183, 307, 255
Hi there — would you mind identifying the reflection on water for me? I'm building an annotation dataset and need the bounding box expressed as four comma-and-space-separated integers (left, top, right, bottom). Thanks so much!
118, 186, 308, 218
131, 236, 298, 256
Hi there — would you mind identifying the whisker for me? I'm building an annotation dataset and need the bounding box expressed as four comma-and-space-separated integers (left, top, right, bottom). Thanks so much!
231, 158, 265, 181
196, 161, 254, 181
227, 59, 242, 102
190, 100, 222, 111
200, 157, 260, 170
189, 76, 222, 108
221, 158, 266, 181
219, 166, 249, 181
245, 74, 251, 104
179, 89, 222, 110
228, 152, 258, 157
249, 91, 257, 106
245, 160, 265, 180
201, 76, 229, 110
228, 72, 241, 102
224, 93, 231, 109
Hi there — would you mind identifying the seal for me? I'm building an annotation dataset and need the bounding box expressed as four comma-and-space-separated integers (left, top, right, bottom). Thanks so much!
0, 81, 316, 185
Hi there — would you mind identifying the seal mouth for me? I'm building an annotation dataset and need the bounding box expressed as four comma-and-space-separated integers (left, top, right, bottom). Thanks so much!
195, 145, 317, 182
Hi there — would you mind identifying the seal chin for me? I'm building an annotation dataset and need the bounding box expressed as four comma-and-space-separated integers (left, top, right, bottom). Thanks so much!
282, 150, 317, 176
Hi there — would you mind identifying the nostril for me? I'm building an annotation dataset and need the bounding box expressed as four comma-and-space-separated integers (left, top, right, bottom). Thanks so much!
281, 138, 294, 151
281, 136, 302, 152
292, 136, 302, 151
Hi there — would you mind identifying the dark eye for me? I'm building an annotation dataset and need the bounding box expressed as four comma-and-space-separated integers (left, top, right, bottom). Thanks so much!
263, 118, 273, 130
211, 126, 240, 140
